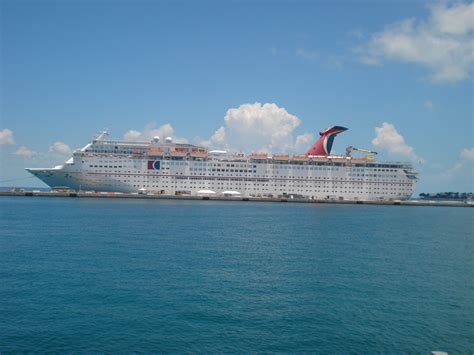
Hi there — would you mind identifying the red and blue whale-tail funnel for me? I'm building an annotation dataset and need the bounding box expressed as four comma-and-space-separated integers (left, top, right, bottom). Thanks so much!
306, 126, 348, 156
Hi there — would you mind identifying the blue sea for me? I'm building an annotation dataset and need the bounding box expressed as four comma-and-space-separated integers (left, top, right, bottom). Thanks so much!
1, 196, 473, 353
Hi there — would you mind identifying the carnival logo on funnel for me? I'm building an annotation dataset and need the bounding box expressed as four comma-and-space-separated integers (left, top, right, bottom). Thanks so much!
147, 160, 161, 170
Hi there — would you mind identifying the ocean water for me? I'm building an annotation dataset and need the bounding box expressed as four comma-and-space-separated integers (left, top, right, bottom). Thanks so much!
1, 196, 473, 353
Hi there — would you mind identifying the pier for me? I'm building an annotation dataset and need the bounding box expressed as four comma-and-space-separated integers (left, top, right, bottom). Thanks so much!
0, 189, 472, 207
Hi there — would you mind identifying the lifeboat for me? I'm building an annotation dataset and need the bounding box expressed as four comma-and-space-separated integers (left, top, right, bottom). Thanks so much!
292, 155, 309, 161
250, 153, 269, 160
191, 151, 208, 158
132, 150, 144, 157
175, 147, 187, 152
273, 154, 289, 161
148, 148, 164, 157
309, 155, 329, 161
171, 150, 187, 157
148, 147, 163, 153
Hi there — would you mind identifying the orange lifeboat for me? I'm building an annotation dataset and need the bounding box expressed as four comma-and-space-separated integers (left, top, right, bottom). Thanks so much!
273, 154, 289, 161
171, 150, 187, 157
250, 153, 269, 160
191, 151, 208, 157
292, 155, 309, 161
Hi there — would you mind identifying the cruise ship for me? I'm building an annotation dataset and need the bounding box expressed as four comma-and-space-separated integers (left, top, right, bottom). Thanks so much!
27, 126, 418, 200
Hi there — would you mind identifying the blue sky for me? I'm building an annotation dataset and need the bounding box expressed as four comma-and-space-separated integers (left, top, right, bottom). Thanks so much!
1, 0, 473, 193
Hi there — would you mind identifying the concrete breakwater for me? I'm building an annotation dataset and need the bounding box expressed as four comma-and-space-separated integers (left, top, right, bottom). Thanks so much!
0, 189, 472, 207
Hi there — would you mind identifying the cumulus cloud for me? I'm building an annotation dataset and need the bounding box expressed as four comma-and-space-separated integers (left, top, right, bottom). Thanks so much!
210, 126, 226, 145
461, 147, 474, 161
205, 102, 315, 153
431, 1, 474, 34
226, 102, 300, 151
359, 1, 474, 82
123, 104, 321, 154
194, 126, 228, 149
49, 141, 72, 155
0, 128, 15, 145
372, 122, 424, 163
294, 133, 315, 152
15, 141, 71, 160
15, 146, 37, 157
123, 123, 188, 144
123, 130, 141, 141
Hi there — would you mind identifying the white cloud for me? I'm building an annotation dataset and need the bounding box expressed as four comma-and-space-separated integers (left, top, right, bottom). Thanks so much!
123, 123, 188, 144
49, 141, 72, 155
431, 1, 474, 34
210, 102, 314, 153
359, 1, 474, 82
211, 126, 226, 144
461, 147, 474, 161
0, 128, 15, 145
294, 133, 315, 152
15, 142, 72, 159
124, 105, 320, 154
123, 130, 141, 141
15, 146, 37, 157
372, 122, 424, 163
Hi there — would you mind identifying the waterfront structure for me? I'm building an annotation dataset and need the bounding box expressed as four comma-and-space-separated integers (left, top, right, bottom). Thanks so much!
27, 127, 418, 200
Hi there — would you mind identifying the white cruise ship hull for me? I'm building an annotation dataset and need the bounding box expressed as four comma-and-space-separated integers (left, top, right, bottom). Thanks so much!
26, 128, 418, 201
27, 158, 417, 201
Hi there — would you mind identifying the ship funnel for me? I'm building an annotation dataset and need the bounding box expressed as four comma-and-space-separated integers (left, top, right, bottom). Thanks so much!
306, 126, 347, 156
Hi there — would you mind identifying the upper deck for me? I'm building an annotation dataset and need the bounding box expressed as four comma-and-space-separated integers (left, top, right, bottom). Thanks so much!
74, 130, 416, 172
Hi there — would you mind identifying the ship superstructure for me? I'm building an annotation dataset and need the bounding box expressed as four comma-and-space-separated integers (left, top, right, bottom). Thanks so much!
27, 127, 418, 200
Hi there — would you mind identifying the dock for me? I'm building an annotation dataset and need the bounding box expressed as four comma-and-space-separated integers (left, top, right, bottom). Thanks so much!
0, 189, 472, 207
